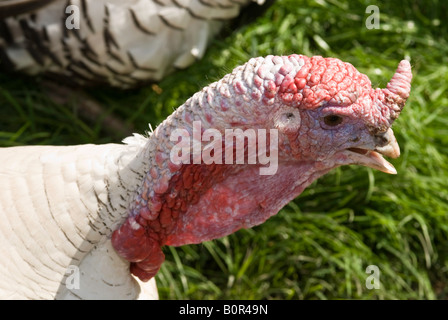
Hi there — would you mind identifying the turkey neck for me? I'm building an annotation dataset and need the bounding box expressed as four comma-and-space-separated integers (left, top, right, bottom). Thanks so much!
123, 57, 277, 241
111, 58, 273, 279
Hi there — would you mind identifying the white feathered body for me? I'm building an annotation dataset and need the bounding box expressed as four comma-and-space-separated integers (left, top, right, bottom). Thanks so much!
0, 138, 157, 299
0, 0, 261, 87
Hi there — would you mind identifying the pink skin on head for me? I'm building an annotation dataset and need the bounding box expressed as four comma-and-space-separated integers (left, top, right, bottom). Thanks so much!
111, 55, 412, 281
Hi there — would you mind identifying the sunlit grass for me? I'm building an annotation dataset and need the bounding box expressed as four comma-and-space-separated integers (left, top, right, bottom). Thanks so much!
1, 0, 447, 299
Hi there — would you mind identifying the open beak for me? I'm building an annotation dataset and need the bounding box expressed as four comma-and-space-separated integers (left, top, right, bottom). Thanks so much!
343, 128, 400, 174
340, 60, 411, 175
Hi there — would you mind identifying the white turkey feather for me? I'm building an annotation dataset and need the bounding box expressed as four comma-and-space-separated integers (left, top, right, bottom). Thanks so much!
0, 0, 266, 87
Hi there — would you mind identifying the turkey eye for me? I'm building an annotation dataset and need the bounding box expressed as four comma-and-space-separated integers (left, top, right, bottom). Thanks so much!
285, 112, 294, 119
324, 115, 343, 126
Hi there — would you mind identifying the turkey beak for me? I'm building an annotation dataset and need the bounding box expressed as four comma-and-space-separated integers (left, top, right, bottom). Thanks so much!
344, 128, 400, 174
343, 60, 412, 174
374, 128, 400, 159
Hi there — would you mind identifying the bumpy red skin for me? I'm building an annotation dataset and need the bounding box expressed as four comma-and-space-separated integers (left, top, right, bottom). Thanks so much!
112, 163, 234, 280
111, 55, 410, 281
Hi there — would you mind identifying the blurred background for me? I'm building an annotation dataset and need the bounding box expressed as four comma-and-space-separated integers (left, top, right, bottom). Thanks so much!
1, 0, 447, 299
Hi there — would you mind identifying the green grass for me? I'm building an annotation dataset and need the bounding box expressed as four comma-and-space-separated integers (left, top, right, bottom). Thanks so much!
1, 0, 448, 299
